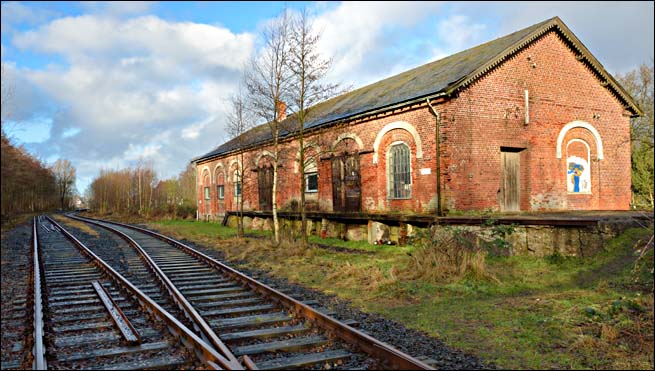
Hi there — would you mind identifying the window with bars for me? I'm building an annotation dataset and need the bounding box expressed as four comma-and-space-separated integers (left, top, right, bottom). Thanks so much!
217, 185, 224, 199
388, 143, 411, 199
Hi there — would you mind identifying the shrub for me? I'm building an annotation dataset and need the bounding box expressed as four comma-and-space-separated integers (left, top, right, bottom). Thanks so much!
397, 223, 508, 283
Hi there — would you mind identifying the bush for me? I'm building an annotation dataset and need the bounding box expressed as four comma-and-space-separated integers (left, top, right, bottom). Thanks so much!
397, 224, 506, 284
175, 204, 196, 219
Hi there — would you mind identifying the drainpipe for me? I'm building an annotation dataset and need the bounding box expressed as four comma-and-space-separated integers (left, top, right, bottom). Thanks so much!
426, 98, 443, 216
194, 161, 199, 221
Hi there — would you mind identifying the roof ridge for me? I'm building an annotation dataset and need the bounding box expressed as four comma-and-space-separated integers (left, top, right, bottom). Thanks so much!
194, 16, 639, 164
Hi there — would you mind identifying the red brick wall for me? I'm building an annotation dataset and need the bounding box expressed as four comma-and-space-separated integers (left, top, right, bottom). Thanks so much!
438, 31, 630, 211
196, 29, 631, 218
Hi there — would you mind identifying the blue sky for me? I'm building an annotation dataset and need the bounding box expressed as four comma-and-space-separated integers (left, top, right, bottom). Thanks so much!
1, 1, 653, 195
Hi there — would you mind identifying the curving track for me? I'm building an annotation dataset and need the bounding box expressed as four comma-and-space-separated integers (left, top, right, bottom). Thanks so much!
67, 214, 433, 370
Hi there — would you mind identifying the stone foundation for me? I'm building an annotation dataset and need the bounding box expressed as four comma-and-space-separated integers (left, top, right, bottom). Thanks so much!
224, 214, 643, 256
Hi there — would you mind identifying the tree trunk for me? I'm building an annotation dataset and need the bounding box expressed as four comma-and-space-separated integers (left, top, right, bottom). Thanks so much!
272, 134, 280, 244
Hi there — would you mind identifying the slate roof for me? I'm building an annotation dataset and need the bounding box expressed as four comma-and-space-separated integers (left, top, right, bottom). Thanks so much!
194, 16, 641, 164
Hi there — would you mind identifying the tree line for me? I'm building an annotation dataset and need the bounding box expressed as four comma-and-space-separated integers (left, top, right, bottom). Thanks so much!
617, 61, 654, 209
1, 133, 81, 223
1, 134, 59, 223
87, 163, 197, 219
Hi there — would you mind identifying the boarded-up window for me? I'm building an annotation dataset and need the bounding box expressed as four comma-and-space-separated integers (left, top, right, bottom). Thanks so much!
331, 154, 360, 212
258, 165, 273, 211
388, 143, 411, 199
500, 148, 521, 212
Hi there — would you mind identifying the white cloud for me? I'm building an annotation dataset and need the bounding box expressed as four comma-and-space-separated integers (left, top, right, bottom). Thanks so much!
81, 1, 155, 17
312, 1, 444, 87
124, 143, 162, 161
1, 2, 59, 35
10, 14, 255, 191
430, 15, 487, 61
14, 15, 254, 73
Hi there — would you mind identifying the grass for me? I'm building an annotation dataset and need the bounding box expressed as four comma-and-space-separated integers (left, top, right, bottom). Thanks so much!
51, 214, 100, 237
1, 212, 38, 235
145, 219, 653, 369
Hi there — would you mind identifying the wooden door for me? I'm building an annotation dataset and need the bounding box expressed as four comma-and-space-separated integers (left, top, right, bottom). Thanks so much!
258, 166, 273, 211
331, 154, 361, 212
500, 151, 520, 212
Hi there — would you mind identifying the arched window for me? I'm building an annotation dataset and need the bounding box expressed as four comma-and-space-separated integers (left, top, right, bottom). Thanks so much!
216, 173, 225, 200
305, 158, 318, 193
387, 142, 411, 199
215, 167, 225, 200
233, 169, 242, 197
566, 139, 591, 194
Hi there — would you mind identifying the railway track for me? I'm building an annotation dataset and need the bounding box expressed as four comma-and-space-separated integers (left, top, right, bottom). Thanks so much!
66, 213, 433, 370
32, 215, 240, 370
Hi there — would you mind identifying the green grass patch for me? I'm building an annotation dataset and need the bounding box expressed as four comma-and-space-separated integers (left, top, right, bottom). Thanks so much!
144, 221, 654, 370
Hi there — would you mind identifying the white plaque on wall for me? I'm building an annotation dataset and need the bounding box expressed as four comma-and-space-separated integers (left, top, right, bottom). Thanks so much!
420, 168, 432, 175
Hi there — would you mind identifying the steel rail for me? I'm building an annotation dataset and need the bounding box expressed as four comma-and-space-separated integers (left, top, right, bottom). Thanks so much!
92, 280, 142, 344
43, 215, 234, 370
67, 214, 242, 369
31, 217, 47, 370
77, 214, 434, 370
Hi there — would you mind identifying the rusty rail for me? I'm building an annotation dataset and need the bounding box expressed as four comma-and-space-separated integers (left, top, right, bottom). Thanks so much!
32, 217, 47, 370
92, 281, 141, 344
43, 215, 237, 370
68, 214, 242, 369
79, 215, 433, 370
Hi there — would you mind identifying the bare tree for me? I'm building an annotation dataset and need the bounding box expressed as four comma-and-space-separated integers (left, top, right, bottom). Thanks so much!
245, 10, 292, 245
226, 83, 255, 238
286, 9, 340, 247
52, 159, 77, 210
178, 163, 197, 210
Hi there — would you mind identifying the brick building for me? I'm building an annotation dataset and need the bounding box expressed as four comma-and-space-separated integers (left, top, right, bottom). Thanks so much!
192, 17, 641, 222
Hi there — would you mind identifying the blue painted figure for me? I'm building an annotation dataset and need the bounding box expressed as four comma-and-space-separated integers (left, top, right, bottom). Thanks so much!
568, 163, 584, 192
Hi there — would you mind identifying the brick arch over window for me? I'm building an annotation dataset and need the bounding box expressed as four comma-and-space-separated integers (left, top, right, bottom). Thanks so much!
227, 159, 244, 176
214, 163, 226, 205
294, 143, 322, 173
373, 121, 423, 164
200, 166, 211, 184
556, 121, 604, 160
330, 133, 363, 152
253, 151, 275, 167
213, 163, 225, 180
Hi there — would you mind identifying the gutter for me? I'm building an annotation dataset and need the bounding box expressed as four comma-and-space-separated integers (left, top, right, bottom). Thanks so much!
426, 98, 443, 216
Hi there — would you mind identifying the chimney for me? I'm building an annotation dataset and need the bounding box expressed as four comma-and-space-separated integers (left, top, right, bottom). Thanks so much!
276, 101, 287, 121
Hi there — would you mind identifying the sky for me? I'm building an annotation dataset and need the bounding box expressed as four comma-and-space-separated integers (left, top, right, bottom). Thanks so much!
1, 1, 653, 195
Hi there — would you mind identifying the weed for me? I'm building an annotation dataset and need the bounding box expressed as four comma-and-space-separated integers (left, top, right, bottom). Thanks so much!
52, 214, 99, 237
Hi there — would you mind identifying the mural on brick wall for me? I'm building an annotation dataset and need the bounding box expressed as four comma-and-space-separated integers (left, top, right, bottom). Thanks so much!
567, 156, 591, 193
